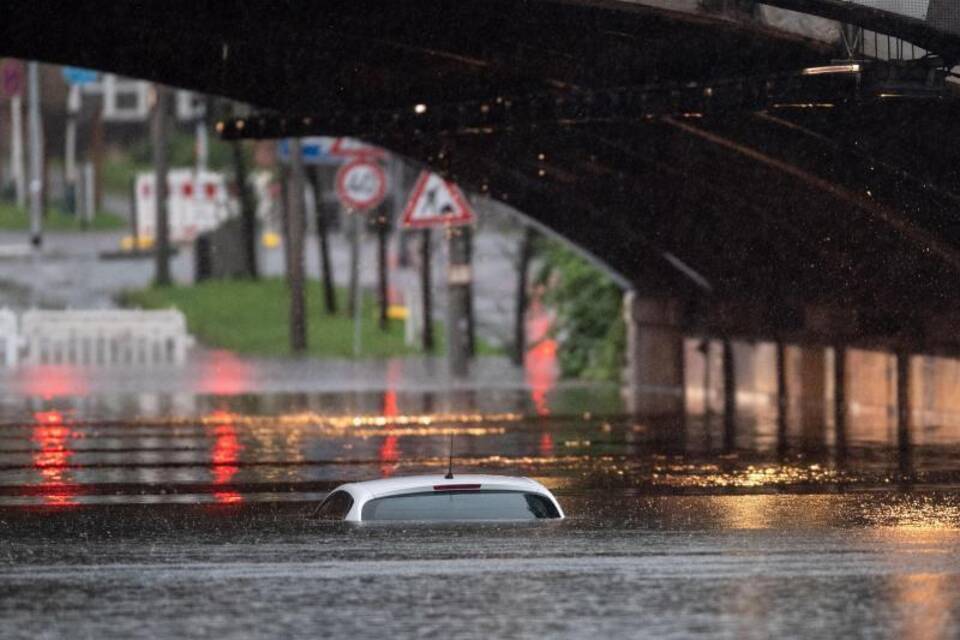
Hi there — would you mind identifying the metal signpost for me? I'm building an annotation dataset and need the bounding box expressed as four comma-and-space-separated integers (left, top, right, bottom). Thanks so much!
400, 171, 477, 376
336, 159, 388, 358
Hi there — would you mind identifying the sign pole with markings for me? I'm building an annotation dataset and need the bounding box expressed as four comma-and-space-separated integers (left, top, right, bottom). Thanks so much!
400, 171, 476, 375
335, 158, 388, 357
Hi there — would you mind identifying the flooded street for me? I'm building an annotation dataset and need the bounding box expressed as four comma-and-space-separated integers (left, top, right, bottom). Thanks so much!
3, 386, 960, 639
6, 0, 960, 636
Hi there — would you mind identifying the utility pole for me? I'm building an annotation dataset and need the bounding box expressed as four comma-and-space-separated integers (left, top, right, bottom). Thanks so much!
152, 83, 171, 286
26, 62, 43, 248
286, 138, 308, 353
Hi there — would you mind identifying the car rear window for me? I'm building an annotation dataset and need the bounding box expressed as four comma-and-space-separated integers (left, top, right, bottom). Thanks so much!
360, 490, 560, 521
316, 490, 354, 520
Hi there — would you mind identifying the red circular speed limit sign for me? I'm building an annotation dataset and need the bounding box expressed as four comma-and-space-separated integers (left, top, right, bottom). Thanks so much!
335, 159, 387, 211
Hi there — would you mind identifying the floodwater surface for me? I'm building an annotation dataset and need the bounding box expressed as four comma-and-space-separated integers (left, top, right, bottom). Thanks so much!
2, 391, 960, 639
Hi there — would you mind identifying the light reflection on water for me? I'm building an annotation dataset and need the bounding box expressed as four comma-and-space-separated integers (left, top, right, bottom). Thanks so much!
1, 370, 960, 519
30, 410, 79, 507
3, 346, 960, 636
209, 411, 243, 504
3, 406, 960, 509
891, 573, 953, 640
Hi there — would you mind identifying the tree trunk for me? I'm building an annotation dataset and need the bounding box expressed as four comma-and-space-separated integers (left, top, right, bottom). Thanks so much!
308, 167, 336, 313
232, 137, 259, 279
285, 139, 308, 353
513, 227, 536, 366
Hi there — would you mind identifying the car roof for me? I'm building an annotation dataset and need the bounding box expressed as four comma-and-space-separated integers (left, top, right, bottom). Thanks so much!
334, 474, 547, 500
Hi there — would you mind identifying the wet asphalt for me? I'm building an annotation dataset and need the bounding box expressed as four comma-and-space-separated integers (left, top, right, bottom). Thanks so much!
2, 394, 960, 639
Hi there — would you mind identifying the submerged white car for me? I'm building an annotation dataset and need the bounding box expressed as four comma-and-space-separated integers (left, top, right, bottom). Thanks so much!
314, 474, 564, 522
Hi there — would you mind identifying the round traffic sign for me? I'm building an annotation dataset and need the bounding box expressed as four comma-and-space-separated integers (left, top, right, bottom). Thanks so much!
0, 60, 25, 98
335, 159, 387, 211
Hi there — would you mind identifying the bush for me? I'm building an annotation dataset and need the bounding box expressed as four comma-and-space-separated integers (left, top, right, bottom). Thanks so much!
536, 240, 626, 381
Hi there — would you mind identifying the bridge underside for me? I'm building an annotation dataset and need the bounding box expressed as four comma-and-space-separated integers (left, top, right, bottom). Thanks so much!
4, 0, 960, 353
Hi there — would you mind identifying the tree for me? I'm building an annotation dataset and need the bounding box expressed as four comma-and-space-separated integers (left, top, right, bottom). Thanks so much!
536, 240, 625, 381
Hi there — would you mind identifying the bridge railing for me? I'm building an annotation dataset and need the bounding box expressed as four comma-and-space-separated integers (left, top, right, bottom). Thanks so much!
623, 1, 958, 61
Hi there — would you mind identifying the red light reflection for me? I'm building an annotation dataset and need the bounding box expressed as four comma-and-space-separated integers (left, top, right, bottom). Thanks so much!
19, 366, 89, 399
379, 362, 402, 477
31, 410, 79, 507
197, 351, 253, 396
539, 432, 554, 457
524, 296, 557, 416
209, 411, 243, 504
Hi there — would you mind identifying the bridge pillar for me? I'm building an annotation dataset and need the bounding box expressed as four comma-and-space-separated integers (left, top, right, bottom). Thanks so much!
722, 339, 736, 453
623, 292, 685, 416
833, 344, 848, 460
896, 350, 912, 454
776, 340, 789, 454
800, 346, 827, 450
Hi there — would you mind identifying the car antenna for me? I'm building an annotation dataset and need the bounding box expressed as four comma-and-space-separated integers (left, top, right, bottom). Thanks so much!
445, 432, 455, 479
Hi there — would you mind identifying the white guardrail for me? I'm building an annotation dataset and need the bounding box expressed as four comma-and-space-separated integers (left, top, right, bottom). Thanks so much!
0, 309, 195, 367
0, 309, 18, 367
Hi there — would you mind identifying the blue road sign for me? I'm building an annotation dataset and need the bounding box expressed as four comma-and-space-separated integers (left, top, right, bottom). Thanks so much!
277, 137, 343, 165
277, 137, 387, 165
62, 67, 99, 86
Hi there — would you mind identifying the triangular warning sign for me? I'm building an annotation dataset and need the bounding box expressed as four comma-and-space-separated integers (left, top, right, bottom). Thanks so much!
401, 171, 475, 229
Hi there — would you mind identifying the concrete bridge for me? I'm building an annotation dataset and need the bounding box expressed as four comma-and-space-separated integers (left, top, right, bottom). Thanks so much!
3, 0, 960, 445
